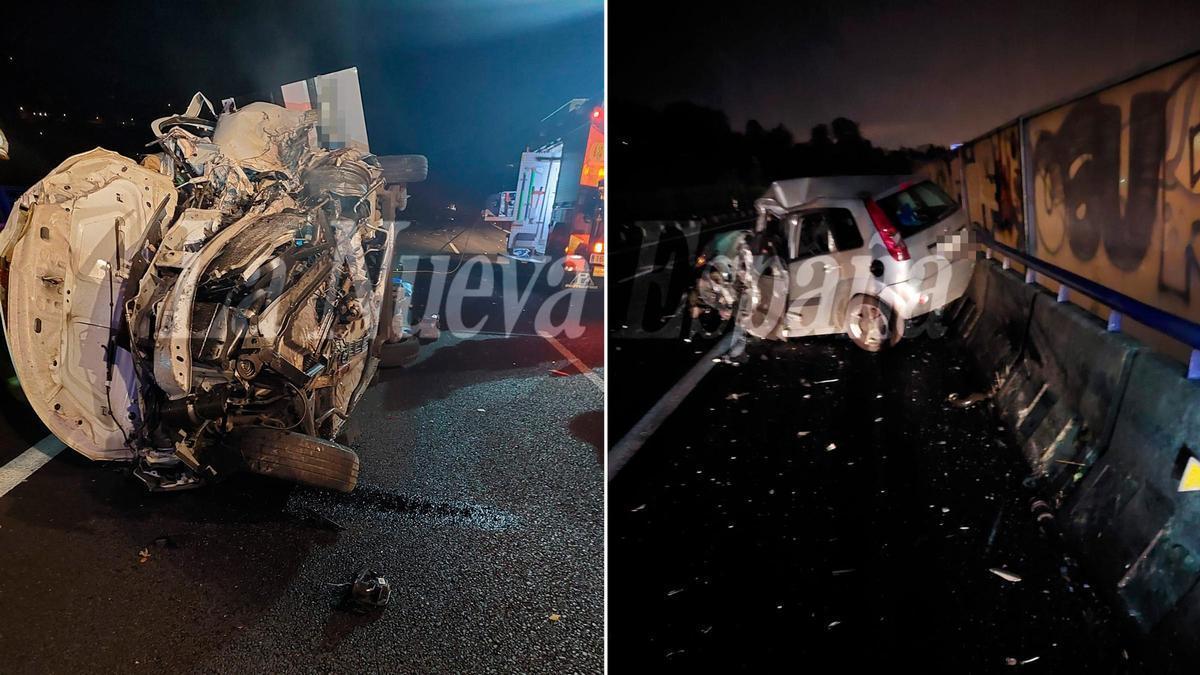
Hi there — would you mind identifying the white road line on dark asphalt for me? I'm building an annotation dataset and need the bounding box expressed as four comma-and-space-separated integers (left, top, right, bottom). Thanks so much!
0, 435, 66, 499
607, 330, 735, 481
540, 332, 604, 393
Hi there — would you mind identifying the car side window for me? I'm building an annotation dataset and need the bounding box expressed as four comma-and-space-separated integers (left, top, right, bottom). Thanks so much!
826, 208, 864, 251
791, 212, 832, 260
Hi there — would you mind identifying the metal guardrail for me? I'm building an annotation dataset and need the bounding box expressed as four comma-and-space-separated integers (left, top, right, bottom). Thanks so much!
610, 210, 757, 256
974, 227, 1200, 379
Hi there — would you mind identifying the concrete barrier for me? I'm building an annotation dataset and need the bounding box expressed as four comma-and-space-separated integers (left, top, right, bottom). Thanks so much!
963, 258, 1200, 647
1063, 350, 1200, 634
958, 260, 1045, 378
993, 293, 1140, 503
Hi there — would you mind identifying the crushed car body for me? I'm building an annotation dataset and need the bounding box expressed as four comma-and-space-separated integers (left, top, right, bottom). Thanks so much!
0, 92, 422, 492
691, 175, 975, 351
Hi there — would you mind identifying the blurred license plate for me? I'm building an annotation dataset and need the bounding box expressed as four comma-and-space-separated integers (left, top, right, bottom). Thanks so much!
592, 265, 605, 277
590, 253, 604, 264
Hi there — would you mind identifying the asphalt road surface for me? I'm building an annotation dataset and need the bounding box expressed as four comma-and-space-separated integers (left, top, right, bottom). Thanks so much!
0, 218, 604, 673
604, 218, 1178, 671
607, 330, 1164, 671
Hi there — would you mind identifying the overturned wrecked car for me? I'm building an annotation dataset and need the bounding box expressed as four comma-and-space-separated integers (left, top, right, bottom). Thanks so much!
692, 176, 975, 351
0, 94, 426, 492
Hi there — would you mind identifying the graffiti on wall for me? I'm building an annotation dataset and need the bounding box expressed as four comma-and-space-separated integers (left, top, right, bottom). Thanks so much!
1027, 54, 1200, 319
964, 124, 1025, 250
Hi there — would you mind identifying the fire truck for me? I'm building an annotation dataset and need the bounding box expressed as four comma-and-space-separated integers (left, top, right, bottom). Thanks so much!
491, 98, 604, 288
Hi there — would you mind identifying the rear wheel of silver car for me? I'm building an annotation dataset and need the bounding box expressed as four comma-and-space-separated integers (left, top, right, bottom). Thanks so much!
231, 427, 360, 492
845, 295, 899, 352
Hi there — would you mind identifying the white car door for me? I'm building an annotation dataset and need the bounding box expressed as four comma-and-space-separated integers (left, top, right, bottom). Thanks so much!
784, 210, 843, 337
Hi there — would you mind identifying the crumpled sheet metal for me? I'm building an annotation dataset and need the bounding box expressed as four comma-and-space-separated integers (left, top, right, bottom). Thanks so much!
151, 94, 380, 219
211, 102, 320, 175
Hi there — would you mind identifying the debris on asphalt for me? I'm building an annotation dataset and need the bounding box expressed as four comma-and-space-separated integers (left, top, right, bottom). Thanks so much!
138, 548, 151, 564
989, 568, 1023, 583
549, 613, 562, 622
1054, 458, 1085, 467
301, 506, 346, 531
947, 391, 991, 408
813, 378, 840, 385
1030, 499, 1055, 525
796, 431, 810, 437
549, 369, 571, 377
825, 443, 837, 451
344, 567, 392, 613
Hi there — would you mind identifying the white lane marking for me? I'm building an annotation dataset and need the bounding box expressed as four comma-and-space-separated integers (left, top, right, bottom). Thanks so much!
607, 330, 735, 480
539, 332, 604, 393
0, 435, 66, 499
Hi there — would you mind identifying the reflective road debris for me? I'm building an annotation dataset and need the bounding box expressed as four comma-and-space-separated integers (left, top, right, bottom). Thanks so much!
609, 334, 1144, 670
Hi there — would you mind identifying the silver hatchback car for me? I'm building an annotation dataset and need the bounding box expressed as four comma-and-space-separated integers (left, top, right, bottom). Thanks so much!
693, 175, 975, 350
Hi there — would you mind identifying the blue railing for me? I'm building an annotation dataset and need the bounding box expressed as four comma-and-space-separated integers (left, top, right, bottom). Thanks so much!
974, 227, 1200, 378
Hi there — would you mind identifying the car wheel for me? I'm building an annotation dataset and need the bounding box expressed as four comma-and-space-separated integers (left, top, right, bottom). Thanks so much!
231, 427, 360, 492
378, 154, 428, 183
845, 295, 900, 352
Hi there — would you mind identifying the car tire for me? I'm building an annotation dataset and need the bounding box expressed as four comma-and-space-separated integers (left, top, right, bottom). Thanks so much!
231, 427, 360, 492
378, 154, 429, 184
845, 295, 902, 352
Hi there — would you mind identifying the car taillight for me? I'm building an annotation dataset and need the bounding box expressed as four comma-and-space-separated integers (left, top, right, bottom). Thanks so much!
593, 241, 604, 254
864, 198, 910, 261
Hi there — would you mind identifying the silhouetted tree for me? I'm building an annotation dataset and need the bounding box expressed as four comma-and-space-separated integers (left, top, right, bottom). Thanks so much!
831, 117, 865, 145
809, 124, 832, 147
611, 99, 947, 218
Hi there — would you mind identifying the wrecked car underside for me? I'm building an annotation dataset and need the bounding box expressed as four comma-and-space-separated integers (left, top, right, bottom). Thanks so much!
0, 94, 401, 492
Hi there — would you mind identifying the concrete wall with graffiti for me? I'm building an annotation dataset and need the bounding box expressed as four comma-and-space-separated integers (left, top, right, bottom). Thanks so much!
963, 123, 1026, 250
1026, 53, 1200, 325
962, 52, 1200, 359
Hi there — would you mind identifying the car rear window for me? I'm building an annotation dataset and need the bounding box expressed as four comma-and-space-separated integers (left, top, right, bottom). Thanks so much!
876, 181, 958, 236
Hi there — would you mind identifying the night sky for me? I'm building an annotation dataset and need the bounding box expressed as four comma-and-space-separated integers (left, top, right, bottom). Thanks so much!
0, 0, 603, 214
611, 0, 1200, 148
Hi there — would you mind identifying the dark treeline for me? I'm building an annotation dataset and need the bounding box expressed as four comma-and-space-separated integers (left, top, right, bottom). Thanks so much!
611, 100, 950, 220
